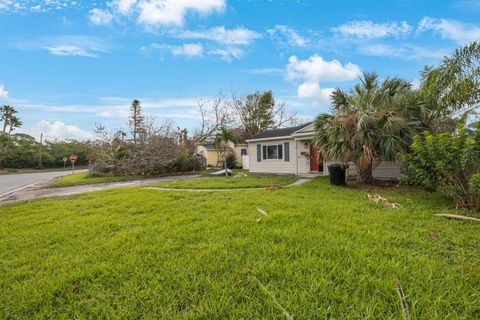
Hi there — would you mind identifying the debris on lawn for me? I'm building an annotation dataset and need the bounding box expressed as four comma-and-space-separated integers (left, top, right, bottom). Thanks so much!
267, 184, 283, 191
70, 284, 81, 294
395, 277, 410, 320
434, 214, 480, 223
256, 207, 269, 223
427, 231, 439, 241
367, 194, 401, 209
244, 268, 293, 320
234, 172, 248, 178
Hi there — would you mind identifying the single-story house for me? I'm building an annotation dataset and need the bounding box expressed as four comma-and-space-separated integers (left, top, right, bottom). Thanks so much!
245, 122, 403, 180
196, 142, 248, 168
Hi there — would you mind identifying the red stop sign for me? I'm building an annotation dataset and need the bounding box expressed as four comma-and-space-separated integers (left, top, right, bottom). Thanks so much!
70, 154, 78, 162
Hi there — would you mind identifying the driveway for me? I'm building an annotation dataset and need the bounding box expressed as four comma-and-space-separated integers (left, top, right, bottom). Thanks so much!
0, 170, 88, 198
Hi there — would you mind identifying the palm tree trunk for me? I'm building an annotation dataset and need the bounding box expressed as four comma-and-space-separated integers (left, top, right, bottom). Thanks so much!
224, 148, 228, 177
358, 164, 373, 184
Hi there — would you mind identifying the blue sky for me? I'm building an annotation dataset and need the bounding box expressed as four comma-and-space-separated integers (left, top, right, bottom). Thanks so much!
1, 0, 480, 140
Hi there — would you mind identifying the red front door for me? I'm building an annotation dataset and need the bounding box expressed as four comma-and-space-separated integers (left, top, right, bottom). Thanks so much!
310, 144, 319, 171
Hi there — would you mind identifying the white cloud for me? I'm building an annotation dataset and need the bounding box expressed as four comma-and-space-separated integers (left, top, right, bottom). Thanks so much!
91, 0, 225, 27
21, 120, 95, 141
12, 36, 111, 58
31, 5, 42, 12
89, 8, 113, 25
45, 45, 98, 57
15, 97, 201, 116
0, 84, 8, 99
333, 20, 412, 39
0, 0, 79, 13
137, 0, 224, 26
208, 47, 243, 63
110, 0, 138, 15
286, 55, 361, 102
143, 43, 203, 57
297, 83, 334, 102
267, 25, 308, 47
416, 17, 480, 45
287, 55, 361, 83
359, 43, 448, 60
178, 26, 261, 45
245, 68, 284, 75
171, 43, 203, 57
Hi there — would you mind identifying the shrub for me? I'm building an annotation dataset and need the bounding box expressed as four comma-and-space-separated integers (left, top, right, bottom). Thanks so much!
403, 124, 480, 210
171, 152, 206, 172
226, 153, 236, 169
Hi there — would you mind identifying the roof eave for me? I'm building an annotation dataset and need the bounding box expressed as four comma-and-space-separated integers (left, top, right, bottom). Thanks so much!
246, 135, 294, 143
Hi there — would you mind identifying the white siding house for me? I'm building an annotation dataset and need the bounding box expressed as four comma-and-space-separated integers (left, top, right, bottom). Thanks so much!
246, 123, 403, 180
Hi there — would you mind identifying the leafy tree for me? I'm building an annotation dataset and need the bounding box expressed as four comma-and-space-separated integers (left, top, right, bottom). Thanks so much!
314, 72, 415, 184
0, 133, 38, 168
233, 91, 296, 137
214, 127, 235, 176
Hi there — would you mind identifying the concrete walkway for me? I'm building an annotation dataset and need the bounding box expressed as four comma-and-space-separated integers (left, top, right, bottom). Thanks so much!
0, 174, 202, 204
145, 178, 313, 192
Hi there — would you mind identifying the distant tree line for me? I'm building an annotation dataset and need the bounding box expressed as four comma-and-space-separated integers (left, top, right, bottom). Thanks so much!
0, 133, 90, 168
0, 105, 91, 168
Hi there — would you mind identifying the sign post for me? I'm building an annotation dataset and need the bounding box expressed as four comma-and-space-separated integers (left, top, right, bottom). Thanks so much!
63, 157, 67, 168
70, 154, 77, 174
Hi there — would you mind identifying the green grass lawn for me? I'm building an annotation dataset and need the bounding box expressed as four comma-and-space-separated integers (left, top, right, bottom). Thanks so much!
1, 178, 479, 319
150, 173, 297, 189
49, 172, 147, 187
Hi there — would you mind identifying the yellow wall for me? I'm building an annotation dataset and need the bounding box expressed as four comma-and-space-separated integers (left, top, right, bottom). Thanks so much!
234, 144, 248, 166
197, 143, 247, 168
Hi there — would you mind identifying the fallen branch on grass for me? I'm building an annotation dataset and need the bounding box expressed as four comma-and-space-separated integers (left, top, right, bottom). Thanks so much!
395, 277, 410, 320
256, 207, 269, 223
434, 214, 480, 223
367, 194, 401, 209
246, 270, 293, 320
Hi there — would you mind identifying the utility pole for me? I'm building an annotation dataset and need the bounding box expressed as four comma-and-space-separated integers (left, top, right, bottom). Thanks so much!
38, 132, 43, 168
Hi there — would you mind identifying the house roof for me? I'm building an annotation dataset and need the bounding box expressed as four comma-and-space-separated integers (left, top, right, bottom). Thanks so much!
246, 122, 313, 141
200, 143, 219, 150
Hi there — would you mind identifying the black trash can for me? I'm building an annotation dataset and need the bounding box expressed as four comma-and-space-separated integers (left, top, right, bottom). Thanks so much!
328, 164, 346, 186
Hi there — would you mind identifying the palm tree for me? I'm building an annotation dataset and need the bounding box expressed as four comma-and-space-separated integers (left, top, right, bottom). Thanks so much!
8, 116, 22, 134
314, 72, 415, 184
1, 105, 18, 133
214, 127, 235, 177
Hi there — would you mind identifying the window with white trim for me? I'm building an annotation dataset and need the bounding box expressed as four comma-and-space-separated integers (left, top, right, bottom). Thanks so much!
262, 144, 283, 160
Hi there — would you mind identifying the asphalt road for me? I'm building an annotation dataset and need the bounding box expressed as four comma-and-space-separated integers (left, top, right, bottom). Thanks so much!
0, 170, 87, 198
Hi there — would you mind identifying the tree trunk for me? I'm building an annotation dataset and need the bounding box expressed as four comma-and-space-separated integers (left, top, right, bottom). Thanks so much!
224, 149, 228, 177
357, 163, 373, 184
